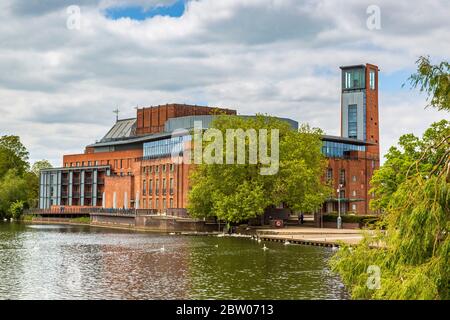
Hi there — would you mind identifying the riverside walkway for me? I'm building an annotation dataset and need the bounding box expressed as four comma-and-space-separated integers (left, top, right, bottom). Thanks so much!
256, 227, 371, 247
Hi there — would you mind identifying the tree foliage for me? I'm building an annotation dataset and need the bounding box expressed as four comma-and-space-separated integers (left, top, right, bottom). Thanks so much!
0, 136, 50, 218
187, 115, 330, 223
331, 58, 450, 300
370, 120, 449, 211
406, 56, 450, 111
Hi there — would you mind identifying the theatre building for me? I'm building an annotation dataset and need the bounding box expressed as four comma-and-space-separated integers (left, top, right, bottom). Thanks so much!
39, 63, 380, 215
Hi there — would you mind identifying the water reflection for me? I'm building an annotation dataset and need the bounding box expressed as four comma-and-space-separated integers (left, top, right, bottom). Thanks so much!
0, 222, 348, 300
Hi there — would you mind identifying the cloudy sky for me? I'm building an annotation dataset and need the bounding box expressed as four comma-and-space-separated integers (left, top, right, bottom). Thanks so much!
0, 0, 449, 166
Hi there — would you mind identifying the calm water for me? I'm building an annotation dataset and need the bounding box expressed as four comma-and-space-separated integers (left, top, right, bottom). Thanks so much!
0, 222, 348, 300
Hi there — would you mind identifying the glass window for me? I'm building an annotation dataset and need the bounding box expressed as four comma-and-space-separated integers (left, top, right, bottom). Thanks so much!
370, 70, 376, 90
170, 198, 173, 208
143, 135, 192, 159
352, 175, 357, 182
326, 168, 333, 182
339, 169, 345, 185
143, 180, 146, 196
156, 179, 159, 195
348, 104, 357, 139
149, 179, 153, 194
321, 140, 365, 158
343, 68, 365, 89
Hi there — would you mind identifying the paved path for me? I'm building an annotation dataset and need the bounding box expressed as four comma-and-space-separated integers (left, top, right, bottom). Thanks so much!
256, 227, 371, 247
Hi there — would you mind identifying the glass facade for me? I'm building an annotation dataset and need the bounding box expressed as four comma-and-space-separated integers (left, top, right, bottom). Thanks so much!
143, 135, 191, 159
348, 104, 357, 139
322, 140, 365, 158
343, 68, 365, 90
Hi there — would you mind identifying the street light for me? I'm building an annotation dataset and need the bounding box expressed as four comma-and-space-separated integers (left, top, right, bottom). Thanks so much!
337, 184, 343, 229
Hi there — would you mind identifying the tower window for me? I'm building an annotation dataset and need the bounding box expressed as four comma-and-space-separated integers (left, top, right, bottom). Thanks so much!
370, 70, 376, 90
348, 104, 357, 139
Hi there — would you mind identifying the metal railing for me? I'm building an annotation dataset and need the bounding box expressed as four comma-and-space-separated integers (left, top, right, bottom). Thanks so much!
24, 207, 189, 218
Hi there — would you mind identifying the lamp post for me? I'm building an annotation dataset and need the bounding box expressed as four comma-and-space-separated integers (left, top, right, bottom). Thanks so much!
337, 184, 343, 229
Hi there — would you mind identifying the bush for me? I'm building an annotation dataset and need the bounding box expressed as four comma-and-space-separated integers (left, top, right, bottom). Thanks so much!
9, 200, 24, 220
69, 216, 91, 224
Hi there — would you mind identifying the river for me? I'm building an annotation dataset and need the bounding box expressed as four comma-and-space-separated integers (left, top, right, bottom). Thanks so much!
0, 222, 348, 300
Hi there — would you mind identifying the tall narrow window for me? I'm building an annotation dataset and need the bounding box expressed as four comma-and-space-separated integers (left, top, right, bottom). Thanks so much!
369, 70, 375, 90
156, 179, 159, 195
345, 72, 351, 89
143, 180, 146, 196
339, 169, 346, 186
149, 179, 153, 194
170, 198, 173, 208
326, 168, 333, 182
348, 104, 357, 139
169, 178, 174, 195
162, 178, 166, 195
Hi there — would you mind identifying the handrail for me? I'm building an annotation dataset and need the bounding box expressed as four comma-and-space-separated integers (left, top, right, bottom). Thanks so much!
24, 208, 189, 217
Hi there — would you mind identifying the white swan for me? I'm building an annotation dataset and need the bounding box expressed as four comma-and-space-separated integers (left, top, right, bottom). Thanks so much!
262, 244, 268, 251
284, 240, 290, 245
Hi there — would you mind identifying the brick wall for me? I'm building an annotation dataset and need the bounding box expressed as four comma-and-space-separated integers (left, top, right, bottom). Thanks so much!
136, 104, 236, 135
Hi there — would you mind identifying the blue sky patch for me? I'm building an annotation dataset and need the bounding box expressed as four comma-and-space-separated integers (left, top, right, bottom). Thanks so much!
105, 0, 186, 20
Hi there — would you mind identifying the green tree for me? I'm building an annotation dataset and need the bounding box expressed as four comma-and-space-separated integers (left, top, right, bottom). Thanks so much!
0, 169, 30, 218
9, 200, 25, 220
0, 135, 29, 178
406, 56, 450, 111
370, 120, 449, 211
331, 57, 450, 300
187, 115, 330, 223
31, 160, 52, 176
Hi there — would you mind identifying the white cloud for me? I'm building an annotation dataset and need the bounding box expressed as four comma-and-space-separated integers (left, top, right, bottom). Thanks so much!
0, 0, 448, 166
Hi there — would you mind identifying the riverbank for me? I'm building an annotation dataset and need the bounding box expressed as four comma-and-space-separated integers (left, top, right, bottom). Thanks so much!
24, 217, 373, 247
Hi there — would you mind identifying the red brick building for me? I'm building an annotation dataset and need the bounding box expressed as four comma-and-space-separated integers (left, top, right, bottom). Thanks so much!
39, 64, 380, 215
